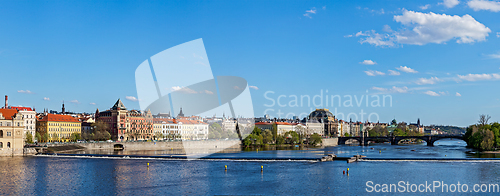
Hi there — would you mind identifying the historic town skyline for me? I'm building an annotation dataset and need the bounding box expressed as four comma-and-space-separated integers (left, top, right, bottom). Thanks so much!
1, 0, 500, 127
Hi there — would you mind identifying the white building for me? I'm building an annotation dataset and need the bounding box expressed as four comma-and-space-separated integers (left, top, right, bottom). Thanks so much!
305, 121, 324, 136
11, 106, 36, 142
177, 119, 208, 140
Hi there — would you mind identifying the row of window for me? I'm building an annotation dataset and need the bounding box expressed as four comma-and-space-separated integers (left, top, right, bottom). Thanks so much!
0, 122, 22, 127
0, 142, 11, 148
49, 128, 80, 132
48, 123, 79, 127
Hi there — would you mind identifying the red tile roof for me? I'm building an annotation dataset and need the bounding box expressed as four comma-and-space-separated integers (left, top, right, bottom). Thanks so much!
154, 118, 177, 124
255, 122, 292, 125
10, 106, 33, 111
176, 119, 206, 124
255, 122, 272, 125
38, 114, 80, 123
0, 109, 19, 120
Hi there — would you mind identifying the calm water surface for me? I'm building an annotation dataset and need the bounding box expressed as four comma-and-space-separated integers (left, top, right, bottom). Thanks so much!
1, 139, 500, 195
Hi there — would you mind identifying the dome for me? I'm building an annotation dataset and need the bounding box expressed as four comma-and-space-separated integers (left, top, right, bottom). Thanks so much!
309, 109, 334, 121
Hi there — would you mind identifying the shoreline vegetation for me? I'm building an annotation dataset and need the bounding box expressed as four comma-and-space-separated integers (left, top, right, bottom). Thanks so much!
464, 115, 500, 152
242, 125, 323, 147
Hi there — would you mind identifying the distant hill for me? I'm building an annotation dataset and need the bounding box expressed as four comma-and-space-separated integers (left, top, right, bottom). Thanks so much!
428, 125, 466, 134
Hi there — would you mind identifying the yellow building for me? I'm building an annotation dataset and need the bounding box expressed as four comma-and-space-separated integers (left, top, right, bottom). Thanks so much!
37, 114, 81, 142
0, 108, 25, 156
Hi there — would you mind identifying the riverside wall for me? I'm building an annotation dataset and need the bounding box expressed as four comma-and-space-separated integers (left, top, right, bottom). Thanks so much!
322, 138, 338, 147
48, 140, 242, 151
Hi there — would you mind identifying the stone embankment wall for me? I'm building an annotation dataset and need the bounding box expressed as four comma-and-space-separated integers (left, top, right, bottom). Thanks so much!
322, 138, 338, 147
0, 148, 24, 156
48, 140, 242, 151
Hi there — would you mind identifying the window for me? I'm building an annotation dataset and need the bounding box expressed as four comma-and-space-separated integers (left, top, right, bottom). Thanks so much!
7, 142, 10, 148
0, 142, 2, 148
7, 132, 11, 137
0, 130, 2, 138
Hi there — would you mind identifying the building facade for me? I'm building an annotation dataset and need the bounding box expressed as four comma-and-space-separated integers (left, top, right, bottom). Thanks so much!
0, 109, 24, 156
36, 114, 81, 142
10, 106, 36, 142
98, 99, 154, 141
176, 119, 208, 140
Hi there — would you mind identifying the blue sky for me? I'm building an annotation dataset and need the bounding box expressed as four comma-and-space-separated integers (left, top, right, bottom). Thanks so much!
1, 0, 500, 126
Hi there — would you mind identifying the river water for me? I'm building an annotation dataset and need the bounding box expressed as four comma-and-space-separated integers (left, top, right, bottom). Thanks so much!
2, 139, 500, 195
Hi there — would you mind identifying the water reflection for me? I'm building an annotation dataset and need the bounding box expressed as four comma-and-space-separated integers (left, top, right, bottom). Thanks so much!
3, 139, 500, 195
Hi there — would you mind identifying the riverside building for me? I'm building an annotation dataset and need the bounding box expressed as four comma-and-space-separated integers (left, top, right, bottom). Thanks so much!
0, 108, 24, 156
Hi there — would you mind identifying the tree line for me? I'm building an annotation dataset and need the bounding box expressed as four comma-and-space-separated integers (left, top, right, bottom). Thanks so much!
464, 114, 500, 150
242, 125, 322, 146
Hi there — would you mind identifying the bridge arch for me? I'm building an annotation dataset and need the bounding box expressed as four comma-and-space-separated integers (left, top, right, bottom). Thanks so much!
429, 135, 465, 146
365, 137, 391, 145
338, 137, 363, 145
113, 144, 124, 150
393, 136, 430, 146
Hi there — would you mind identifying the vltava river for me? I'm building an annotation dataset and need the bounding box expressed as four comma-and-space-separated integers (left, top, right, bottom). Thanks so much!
1, 139, 500, 195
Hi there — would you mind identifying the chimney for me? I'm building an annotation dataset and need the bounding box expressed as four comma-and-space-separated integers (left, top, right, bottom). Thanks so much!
4, 95, 7, 108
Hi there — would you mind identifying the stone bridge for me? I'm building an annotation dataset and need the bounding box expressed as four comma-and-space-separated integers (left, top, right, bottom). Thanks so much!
338, 135, 464, 146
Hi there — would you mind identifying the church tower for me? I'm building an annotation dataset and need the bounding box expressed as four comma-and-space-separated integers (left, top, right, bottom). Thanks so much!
177, 107, 184, 118
62, 101, 65, 114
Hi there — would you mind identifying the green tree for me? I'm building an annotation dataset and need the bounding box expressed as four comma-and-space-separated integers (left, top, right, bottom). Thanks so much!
42, 133, 49, 143
392, 128, 406, 136
25, 132, 34, 144
70, 133, 81, 141
35, 132, 42, 143
272, 123, 278, 143
262, 129, 273, 144
102, 131, 111, 140
310, 133, 322, 146
276, 135, 285, 145
243, 137, 252, 147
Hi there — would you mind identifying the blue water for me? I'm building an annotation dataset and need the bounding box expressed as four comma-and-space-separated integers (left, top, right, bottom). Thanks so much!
2, 139, 500, 195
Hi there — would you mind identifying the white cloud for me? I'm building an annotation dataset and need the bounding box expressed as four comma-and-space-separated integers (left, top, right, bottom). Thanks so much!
322, 6, 326, 10
394, 10, 490, 45
89, 102, 96, 105
371, 86, 409, 93
497, 32, 500, 37
171, 86, 198, 94
383, 25, 393, 32
415, 77, 442, 85
17, 90, 34, 94
360, 60, 377, 65
303, 7, 317, 18
488, 52, 500, 59
357, 30, 396, 47
388, 70, 401, 75
354, 10, 491, 47
365, 70, 385, 76
125, 96, 139, 102
440, 0, 460, 8
371, 87, 387, 91
439, 91, 448, 95
424, 90, 440, 96
456, 92, 462, 96
396, 66, 418, 73
43, 97, 50, 101
468, 0, 500, 12
420, 4, 431, 10
392, 86, 409, 93
203, 90, 214, 94
457, 73, 500, 81
249, 86, 259, 90
69, 100, 80, 104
